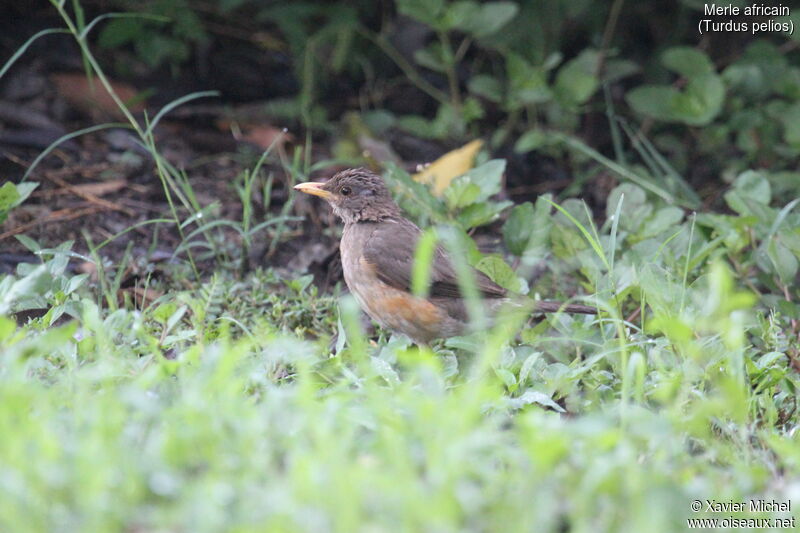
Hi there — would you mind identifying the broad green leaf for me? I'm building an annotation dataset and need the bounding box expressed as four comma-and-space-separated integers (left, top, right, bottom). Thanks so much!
640, 207, 685, 238
461, 97, 484, 123
514, 129, 552, 153
508, 390, 565, 412
606, 184, 652, 232
458, 2, 518, 38
767, 237, 799, 284
443, 176, 481, 210
554, 51, 599, 106
467, 74, 502, 103
385, 164, 446, 222
15, 234, 41, 252
529, 194, 555, 254
503, 202, 535, 256
475, 255, 521, 292
724, 171, 771, 215
606, 183, 646, 218
662, 46, 714, 78
627, 74, 724, 125
602, 58, 639, 83
396, 0, 446, 28
65, 274, 89, 295
414, 45, 446, 73
756, 351, 788, 369
98, 17, 144, 48
506, 53, 552, 106
0, 182, 21, 212
443, 1, 480, 31
461, 159, 506, 202
0, 182, 36, 224
495, 367, 517, 389
457, 200, 512, 228
0, 265, 50, 315
626, 85, 678, 122
674, 73, 725, 125
153, 302, 178, 324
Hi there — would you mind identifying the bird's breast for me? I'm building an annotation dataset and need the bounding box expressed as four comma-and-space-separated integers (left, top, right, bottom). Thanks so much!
339, 222, 461, 343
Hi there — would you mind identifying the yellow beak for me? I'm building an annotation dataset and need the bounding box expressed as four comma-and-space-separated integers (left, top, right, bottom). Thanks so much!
294, 181, 332, 199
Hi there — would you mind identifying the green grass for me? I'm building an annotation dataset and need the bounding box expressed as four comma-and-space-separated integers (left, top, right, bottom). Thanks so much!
2, 172, 799, 532
0, 244, 798, 532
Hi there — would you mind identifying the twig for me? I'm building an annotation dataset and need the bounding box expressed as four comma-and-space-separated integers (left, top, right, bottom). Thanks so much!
42, 171, 135, 216
0, 206, 105, 241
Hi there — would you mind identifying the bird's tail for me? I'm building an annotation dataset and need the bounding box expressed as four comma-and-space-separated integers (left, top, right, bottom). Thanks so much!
534, 301, 597, 314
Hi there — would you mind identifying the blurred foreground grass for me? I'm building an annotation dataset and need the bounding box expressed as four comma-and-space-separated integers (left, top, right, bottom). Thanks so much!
0, 259, 798, 532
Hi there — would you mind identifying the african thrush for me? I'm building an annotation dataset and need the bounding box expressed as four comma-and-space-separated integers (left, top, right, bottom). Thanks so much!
295, 168, 596, 344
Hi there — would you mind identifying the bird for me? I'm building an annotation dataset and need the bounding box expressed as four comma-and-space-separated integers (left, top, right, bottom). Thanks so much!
294, 168, 596, 344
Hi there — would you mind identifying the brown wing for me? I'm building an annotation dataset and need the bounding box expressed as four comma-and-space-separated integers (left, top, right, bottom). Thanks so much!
362, 218, 506, 299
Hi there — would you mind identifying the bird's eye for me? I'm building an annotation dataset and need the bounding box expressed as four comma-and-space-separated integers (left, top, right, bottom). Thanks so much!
340, 186, 351, 196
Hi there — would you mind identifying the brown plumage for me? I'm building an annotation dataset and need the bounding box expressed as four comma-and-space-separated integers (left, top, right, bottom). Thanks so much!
295, 168, 596, 343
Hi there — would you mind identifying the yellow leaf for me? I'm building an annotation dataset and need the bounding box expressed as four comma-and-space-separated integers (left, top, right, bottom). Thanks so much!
413, 139, 483, 196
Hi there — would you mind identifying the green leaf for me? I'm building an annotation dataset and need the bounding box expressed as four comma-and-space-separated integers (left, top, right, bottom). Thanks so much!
166, 305, 188, 334
626, 73, 724, 125
674, 73, 725, 125
461, 159, 506, 202
396, 0, 446, 28
153, 302, 178, 324
467, 75, 502, 103
724, 171, 771, 215
15, 234, 41, 253
414, 44, 446, 73
640, 207, 685, 238
606, 183, 652, 232
508, 390, 565, 412
514, 129, 552, 153
529, 194, 555, 253
502, 196, 554, 257
384, 164, 446, 222
767, 237, 799, 284
662, 46, 714, 78
461, 97, 484, 122
0, 182, 21, 212
756, 351, 787, 370
443, 1, 481, 31
626, 85, 679, 122
554, 51, 599, 106
459, 2, 518, 38
456, 200, 512, 229
602, 58, 639, 83
0, 265, 51, 315
475, 255, 521, 292
506, 53, 552, 106
503, 202, 535, 256
443, 176, 481, 210
0, 182, 36, 224
495, 367, 517, 389
98, 17, 144, 49
397, 115, 438, 140
65, 274, 89, 296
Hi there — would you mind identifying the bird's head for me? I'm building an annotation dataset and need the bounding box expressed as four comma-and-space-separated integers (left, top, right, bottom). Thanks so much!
294, 168, 400, 224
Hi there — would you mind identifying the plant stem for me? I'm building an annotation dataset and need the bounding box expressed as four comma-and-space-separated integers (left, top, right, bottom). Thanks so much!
437, 30, 462, 111
361, 29, 450, 105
